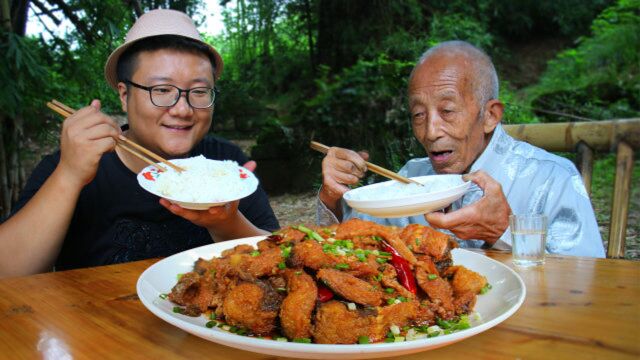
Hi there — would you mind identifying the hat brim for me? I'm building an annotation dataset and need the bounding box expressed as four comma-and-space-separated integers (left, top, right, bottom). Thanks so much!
104, 35, 224, 90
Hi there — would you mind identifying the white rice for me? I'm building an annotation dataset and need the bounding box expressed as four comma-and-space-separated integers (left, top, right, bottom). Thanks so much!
155, 156, 254, 202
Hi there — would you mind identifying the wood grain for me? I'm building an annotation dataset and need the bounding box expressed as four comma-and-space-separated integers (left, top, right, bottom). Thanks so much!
0, 252, 638, 359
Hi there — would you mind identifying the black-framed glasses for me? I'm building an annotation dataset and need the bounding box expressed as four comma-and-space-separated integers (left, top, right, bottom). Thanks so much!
125, 80, 215, 109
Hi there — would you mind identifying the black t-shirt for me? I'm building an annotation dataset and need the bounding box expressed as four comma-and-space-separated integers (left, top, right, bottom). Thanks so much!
11, 135, 279, 270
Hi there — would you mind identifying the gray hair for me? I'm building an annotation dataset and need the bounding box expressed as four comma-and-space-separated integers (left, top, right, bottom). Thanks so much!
412, 41, 499, 106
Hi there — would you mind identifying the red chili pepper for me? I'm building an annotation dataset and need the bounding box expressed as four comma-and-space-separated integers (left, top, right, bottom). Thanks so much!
381, 241, 417, 295
317, 283, 334, 302
142, 172, 155, 181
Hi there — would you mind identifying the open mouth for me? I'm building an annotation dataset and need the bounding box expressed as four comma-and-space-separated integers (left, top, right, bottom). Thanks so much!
162, 124, 193, 131
429, 150, 453, 163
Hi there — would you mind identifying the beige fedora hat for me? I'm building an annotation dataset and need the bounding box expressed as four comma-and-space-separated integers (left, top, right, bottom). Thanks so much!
104, 9, 223, 90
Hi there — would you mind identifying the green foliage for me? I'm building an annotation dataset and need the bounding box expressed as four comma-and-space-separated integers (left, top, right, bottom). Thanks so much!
528, 0, 640, 121
426, 13, 494, 50
0, 32, 49, 119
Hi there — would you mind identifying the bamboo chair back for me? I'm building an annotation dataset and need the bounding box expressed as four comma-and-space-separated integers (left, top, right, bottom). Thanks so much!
503, 118, 640, 258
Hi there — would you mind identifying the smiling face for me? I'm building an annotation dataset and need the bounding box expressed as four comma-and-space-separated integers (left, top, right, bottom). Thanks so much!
118, 49, 214, 158
409, 53, 499, 174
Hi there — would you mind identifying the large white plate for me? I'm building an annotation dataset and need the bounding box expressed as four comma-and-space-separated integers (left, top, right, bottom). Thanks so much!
137, 236, 526, 359
343, 175, 471, 218
136, 158, 258, 210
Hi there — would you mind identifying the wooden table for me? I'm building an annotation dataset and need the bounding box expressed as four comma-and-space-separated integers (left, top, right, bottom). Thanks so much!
0, 251, 638, 359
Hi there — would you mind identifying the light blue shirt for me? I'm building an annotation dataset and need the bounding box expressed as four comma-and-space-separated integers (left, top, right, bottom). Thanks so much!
317, 123, 605, 258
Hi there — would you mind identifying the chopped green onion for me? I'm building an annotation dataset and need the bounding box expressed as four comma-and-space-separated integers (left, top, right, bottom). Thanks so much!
209, 313, 217, 320
414, 238, 421, 244
276, 337, 288, 342
384, 338, 394, 343
172, 306, 183, 314
374, 274, 383, 281
229, 326, 239, 333
376, 258, 388, 264
387, 298, 396, 305
293, 338, 312, 343
278, 262, 286, 270
277, 287, 287, 292
385, 288, 395, 294
358, 336, 370, 344
347, 302, 357, 311
176, 273, 184, 281
335, 263, 350, 270
236, 328, 248, 335
250, 250, 260, 257
378, 251, 392, 257
428, 274, 437, 280
394, 336, 405, 342
295, 271, 302, 275
158, 293, 168, 300
480, 283, 492, 294
372, 235, 383, 242
281, 246, 292, 258
205, 321, 217, 328
397, 296, 407, 302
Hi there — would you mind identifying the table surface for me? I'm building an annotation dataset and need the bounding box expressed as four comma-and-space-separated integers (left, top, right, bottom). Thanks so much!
1, 251, 639, 359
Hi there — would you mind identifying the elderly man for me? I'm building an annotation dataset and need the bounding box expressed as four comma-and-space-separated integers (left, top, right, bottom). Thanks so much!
317, 41, 605, 258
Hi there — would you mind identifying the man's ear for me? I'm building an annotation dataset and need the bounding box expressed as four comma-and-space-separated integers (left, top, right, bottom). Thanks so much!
117, 82, 128, 112
482, 99, 504, 134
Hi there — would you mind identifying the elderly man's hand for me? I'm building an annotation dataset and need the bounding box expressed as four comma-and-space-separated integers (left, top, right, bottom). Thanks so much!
425, 171, 511, 245
318, 147, 369, 219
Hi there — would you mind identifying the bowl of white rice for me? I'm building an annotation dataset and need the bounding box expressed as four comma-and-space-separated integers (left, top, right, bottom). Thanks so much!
137, 155, 259, 210
343, 175, 470, 218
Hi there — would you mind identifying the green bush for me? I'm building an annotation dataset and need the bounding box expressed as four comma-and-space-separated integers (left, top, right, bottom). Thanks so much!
528, 0, 640, 121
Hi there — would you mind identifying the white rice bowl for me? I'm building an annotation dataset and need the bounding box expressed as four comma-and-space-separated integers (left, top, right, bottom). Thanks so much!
153, 156, 258, 203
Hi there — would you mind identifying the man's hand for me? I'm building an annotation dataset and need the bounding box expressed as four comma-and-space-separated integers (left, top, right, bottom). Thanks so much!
425, 171, 511, 245
57, 100, 121, 188
318, 147, 369, 219
159, 160, 265, 240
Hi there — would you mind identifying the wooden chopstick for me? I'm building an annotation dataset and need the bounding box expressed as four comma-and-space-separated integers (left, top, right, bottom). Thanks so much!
46, 100, 182, 173
116, 136, 185, 172
309, 140, 424, 186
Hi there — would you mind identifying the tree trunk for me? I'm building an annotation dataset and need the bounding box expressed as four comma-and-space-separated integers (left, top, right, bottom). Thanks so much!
0, 118, 10, 218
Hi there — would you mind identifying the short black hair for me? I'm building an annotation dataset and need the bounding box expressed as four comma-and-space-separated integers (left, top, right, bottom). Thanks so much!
116, 35, 217, 84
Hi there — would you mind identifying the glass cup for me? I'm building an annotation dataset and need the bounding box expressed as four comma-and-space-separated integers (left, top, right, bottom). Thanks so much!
510, 214, 547, 267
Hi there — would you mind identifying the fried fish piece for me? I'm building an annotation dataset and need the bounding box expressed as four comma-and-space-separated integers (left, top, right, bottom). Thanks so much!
222, 281, 282, 335
312, 301, 373, 344
442, 265, 488, 296
317, 268, 382, 306
336, 218, 417, 264
280, 269, 318, 340
400, 224, 452, 260
168, 271, 214, 317
415, 266, 454, 315
290, 239, 334, 270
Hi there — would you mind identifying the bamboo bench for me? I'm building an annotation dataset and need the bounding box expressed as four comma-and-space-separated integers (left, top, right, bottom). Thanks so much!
503, 118, 640, 258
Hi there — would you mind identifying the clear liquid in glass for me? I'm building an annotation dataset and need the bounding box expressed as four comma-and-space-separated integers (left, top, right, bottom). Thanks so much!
512, 230, 546, 267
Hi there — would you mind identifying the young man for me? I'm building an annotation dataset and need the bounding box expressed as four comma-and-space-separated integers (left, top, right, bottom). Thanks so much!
0, 9, 279, 277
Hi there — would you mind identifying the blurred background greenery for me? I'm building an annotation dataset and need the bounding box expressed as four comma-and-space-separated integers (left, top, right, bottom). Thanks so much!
1, 0, 639, 253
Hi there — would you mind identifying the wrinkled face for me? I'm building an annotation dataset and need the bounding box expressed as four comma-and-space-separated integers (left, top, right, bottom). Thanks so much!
119, 49, 214, 158
409, 54, 490, 174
